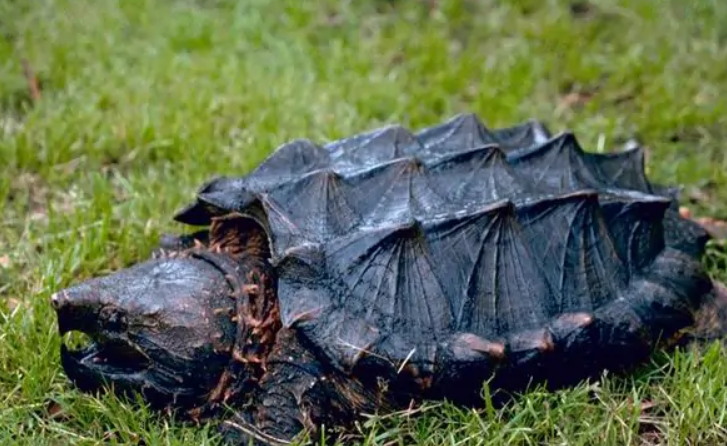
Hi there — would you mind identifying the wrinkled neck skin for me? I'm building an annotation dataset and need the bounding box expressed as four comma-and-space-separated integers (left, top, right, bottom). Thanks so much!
52, 216, 283, 421
189, 246, 283, 420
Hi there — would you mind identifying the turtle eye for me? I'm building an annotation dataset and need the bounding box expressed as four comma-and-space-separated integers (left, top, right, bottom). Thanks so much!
99, 306, 128, 332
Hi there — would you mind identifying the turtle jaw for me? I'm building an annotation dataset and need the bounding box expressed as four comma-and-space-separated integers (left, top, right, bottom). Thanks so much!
53, 286, 228, 409
50, 254, 243, 410
58, 329, 153, 394
53, 286, 151, 393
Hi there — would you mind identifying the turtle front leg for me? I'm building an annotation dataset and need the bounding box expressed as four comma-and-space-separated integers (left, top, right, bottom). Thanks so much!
219, 328, 385, 446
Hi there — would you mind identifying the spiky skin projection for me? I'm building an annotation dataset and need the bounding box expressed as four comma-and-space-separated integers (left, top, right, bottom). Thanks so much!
53, 114, 715, 446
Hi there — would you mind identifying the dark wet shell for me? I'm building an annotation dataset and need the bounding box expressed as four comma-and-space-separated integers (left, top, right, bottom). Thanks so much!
174, 113, 711, 388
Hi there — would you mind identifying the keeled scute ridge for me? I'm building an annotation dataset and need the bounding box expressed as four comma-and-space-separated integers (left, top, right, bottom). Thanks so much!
176, 113, 668, 247
173, 113, 711, 392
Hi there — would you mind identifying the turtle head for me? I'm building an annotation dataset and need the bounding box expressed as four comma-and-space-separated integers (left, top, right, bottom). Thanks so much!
51, 251, 241, 409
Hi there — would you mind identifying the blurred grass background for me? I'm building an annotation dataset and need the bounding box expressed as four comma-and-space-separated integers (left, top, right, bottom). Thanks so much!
1, 0, 726, 444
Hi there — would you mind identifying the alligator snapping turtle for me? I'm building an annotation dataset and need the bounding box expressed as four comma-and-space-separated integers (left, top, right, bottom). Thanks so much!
51, 113, 725, 445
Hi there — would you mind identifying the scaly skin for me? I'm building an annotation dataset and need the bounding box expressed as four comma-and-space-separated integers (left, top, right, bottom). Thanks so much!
53, 217, 399, 445
220, 328, 394, 446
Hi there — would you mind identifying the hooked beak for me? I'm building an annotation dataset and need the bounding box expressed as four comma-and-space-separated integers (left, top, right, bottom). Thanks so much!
51, 285, 152, 393
50, 253, 243, 410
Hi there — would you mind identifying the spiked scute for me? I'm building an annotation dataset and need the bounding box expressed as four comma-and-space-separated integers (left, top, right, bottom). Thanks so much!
55, 113, 717, 446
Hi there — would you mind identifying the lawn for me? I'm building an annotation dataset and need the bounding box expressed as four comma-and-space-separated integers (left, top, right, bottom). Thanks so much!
1, 0, 727, 444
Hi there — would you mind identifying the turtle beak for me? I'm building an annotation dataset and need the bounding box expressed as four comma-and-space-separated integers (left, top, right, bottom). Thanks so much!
51, 255, 241, 410
51, 285, 103, 337
51, 280, 152, 394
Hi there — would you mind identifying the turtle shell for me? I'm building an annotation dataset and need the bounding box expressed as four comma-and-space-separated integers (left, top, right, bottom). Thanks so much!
174, 113, 712, 400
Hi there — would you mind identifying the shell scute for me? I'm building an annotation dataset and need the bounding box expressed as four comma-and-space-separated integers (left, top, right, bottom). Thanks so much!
176, 114, 712, 374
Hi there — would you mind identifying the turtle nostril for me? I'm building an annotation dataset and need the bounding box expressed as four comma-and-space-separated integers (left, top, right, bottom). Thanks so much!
50, 291, 67, 310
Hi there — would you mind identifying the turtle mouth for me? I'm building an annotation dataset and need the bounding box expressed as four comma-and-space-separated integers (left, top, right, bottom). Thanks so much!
60, 331, 152, 376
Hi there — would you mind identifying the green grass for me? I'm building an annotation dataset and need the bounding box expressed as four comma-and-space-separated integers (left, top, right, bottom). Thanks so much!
1, 0, 727, 444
